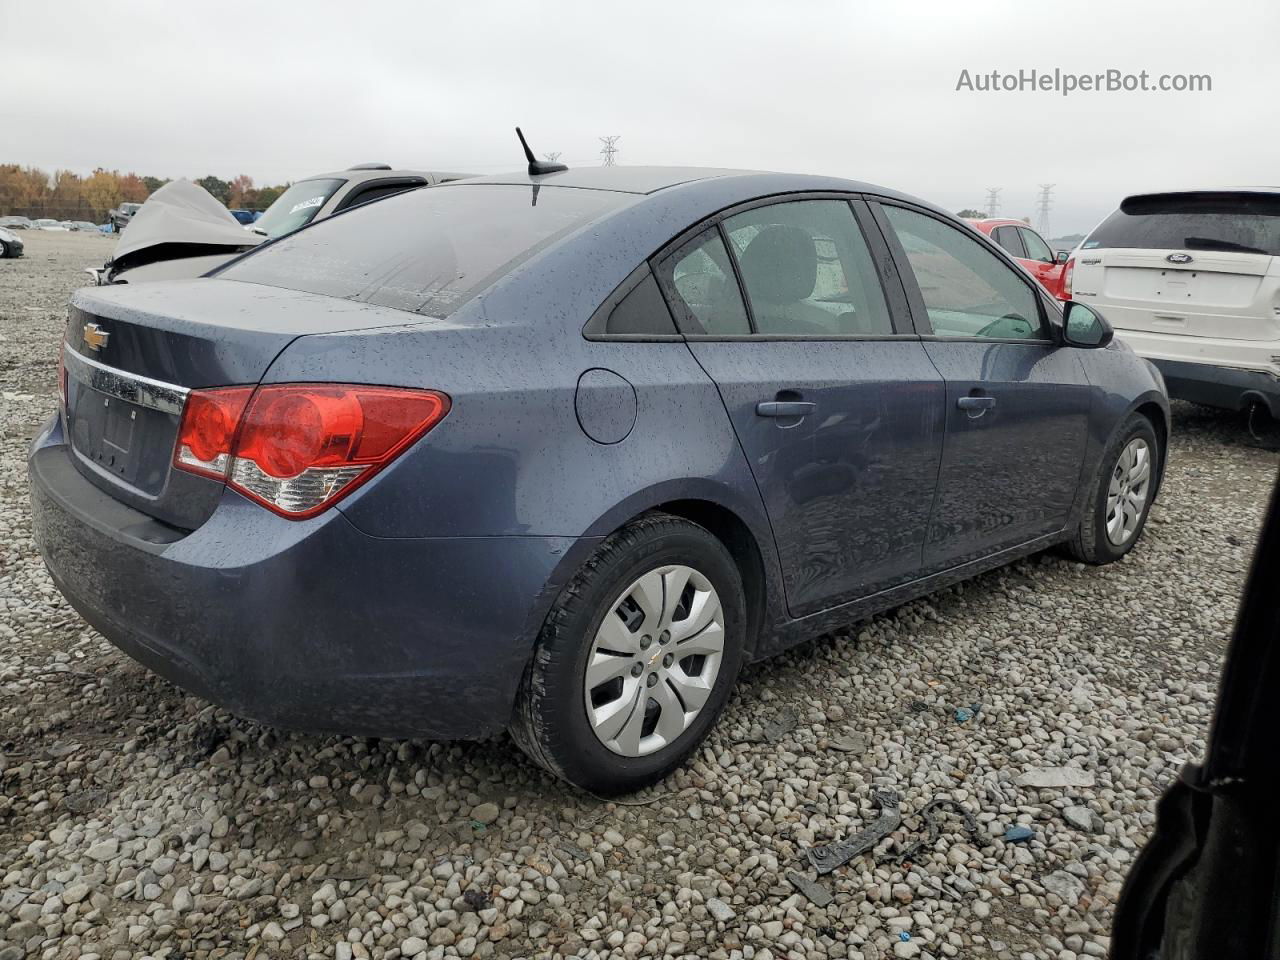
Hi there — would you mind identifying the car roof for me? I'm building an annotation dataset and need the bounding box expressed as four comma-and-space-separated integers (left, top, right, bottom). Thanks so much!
455, 166, 755, 195
442, 165, 930, 205
968, 217, 1035, 228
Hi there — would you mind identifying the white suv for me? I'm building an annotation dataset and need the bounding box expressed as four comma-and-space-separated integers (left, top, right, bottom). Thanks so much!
1067, 189, 1280, 417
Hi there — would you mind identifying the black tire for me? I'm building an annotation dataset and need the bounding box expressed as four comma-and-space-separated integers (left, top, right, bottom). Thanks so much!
1066, 413, 1161, 564
0, 240, 7, 258
511, 513, 746, 795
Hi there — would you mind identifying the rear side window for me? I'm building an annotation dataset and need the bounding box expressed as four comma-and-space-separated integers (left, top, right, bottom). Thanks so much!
223, 184, 627, 318
335, 179, 426, 213
656, 227, 751, 335
884, 206, 1046, 341
1085, 193, 1280, 256
1019, 228, 1054, 263
723, 200, 892, 336
992, 225, 1025, 258
592, 270, 677, 336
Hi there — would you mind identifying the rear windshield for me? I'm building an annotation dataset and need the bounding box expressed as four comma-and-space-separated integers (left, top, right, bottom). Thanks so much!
252, 178, 345, 238
222, 183, 629, 318
1084, 193, 1280, 257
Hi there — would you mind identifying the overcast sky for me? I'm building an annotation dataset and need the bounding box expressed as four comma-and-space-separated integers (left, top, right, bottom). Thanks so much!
4, 0, 1278, 235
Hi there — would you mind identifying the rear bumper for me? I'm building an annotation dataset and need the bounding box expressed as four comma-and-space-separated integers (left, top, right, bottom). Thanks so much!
1148, 358, 1280, 416
28, 415, 589, 739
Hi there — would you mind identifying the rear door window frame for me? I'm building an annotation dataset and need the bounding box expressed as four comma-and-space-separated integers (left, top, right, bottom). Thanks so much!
868, 198, 1056, 345
645, 192, 918, 342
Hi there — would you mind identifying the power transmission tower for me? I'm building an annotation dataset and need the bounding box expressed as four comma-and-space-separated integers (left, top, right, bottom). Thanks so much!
984, 187, 1002, 219
1035, 183, 1055, 238
599, 136, 621, 166
543, 152, 562, 163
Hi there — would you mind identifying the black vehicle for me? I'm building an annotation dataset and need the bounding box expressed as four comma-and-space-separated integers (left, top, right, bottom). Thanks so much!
1112, 469, 1280, 958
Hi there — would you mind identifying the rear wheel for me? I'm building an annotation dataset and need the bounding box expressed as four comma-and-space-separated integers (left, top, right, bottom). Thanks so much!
0, 240, 8, 258
1066, 413, 1160, 564
511, 514, 745, 794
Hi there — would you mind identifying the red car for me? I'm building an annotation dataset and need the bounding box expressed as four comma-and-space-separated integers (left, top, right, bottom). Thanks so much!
965, 218, 1070, 299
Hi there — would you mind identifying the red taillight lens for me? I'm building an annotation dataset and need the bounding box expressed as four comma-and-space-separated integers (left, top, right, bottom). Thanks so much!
175, 387, 254, 478
173, 384, 449, 518
1062, 256, 1075, 299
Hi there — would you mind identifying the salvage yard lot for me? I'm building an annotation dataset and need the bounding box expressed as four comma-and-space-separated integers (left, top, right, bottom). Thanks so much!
1, 231, 1276, 960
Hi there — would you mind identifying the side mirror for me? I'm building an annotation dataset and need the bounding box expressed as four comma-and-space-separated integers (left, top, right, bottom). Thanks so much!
1055, 250, 1070, 264
1062, 300, 1114, 348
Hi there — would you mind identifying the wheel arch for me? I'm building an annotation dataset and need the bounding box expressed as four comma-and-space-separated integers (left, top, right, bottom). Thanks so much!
647, 498, 771, 662
1131, 394, 1171, 499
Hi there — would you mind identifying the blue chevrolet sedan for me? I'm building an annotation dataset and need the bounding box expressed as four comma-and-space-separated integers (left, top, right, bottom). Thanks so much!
29, 164, 1169, 793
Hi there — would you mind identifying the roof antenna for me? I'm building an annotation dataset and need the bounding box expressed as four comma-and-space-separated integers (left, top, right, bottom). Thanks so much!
516, 127, 568, 176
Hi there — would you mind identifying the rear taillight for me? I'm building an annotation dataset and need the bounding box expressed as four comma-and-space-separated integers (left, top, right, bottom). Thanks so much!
174, 384, 449, 519
1062, 256, 1075, 299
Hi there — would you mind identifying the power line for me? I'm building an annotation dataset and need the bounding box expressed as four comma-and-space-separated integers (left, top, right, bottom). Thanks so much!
984, 186, 1002, 219
1035, 183, 1055, 238
599, 136, 621, 166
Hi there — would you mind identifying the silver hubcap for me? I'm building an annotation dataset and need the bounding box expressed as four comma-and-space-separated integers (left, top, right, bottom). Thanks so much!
584, 564, 725, 757
1106, 437, 1151, 546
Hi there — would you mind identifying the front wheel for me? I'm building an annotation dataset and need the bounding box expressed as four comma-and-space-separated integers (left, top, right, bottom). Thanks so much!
511, 514, 745, 794
1066, 413, 1160, 564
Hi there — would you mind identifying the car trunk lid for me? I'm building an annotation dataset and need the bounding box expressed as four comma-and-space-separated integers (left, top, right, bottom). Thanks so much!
1073, 248, 1280, 340
62, 278, 429, 530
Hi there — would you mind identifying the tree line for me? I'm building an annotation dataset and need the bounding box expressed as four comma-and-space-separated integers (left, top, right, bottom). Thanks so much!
0, 165, 290, 222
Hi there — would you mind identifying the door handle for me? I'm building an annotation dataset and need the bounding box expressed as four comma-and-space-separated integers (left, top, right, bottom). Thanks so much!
756, 401, 816, 418
957, 395, 997, 411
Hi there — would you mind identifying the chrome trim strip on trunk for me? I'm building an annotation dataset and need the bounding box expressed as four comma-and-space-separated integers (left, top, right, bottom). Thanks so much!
62, 343, 190, 415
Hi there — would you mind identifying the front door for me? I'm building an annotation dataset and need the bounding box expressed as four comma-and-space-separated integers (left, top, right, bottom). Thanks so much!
875, 202, 1092, 570
655, 198, 946, 617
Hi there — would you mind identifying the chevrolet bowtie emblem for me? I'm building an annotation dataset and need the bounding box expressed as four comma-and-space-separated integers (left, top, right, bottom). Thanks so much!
83, 322, 110, 351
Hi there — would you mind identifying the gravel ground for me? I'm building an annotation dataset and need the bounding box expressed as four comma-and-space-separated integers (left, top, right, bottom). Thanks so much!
1, 231, 1277, 960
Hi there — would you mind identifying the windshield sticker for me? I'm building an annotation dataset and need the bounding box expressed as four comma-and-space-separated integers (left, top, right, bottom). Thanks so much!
289, 196, 325, 215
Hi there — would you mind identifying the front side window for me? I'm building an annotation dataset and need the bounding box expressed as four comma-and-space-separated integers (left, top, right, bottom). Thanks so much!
723, 200, 892, 336
1020, 228, 1055, 263
656, 227, 751, 335
252, 178, 346, 238
884, 205, 1046, 341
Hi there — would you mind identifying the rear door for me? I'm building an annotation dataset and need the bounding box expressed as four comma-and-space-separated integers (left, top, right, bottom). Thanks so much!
873, 201, 1091, 570
655, 196, 945, 617
1073, 192, 1280, 342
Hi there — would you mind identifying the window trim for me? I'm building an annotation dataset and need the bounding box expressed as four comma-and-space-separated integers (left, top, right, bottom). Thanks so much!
868, 199, 1059, 346
648, 191, 920, 342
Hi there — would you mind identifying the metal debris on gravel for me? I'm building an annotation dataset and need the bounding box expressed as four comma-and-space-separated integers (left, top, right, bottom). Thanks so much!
1, 232, 1277, 960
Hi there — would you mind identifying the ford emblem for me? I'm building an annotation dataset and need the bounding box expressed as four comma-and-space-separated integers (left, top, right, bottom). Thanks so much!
1166, 253, 1194, 264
